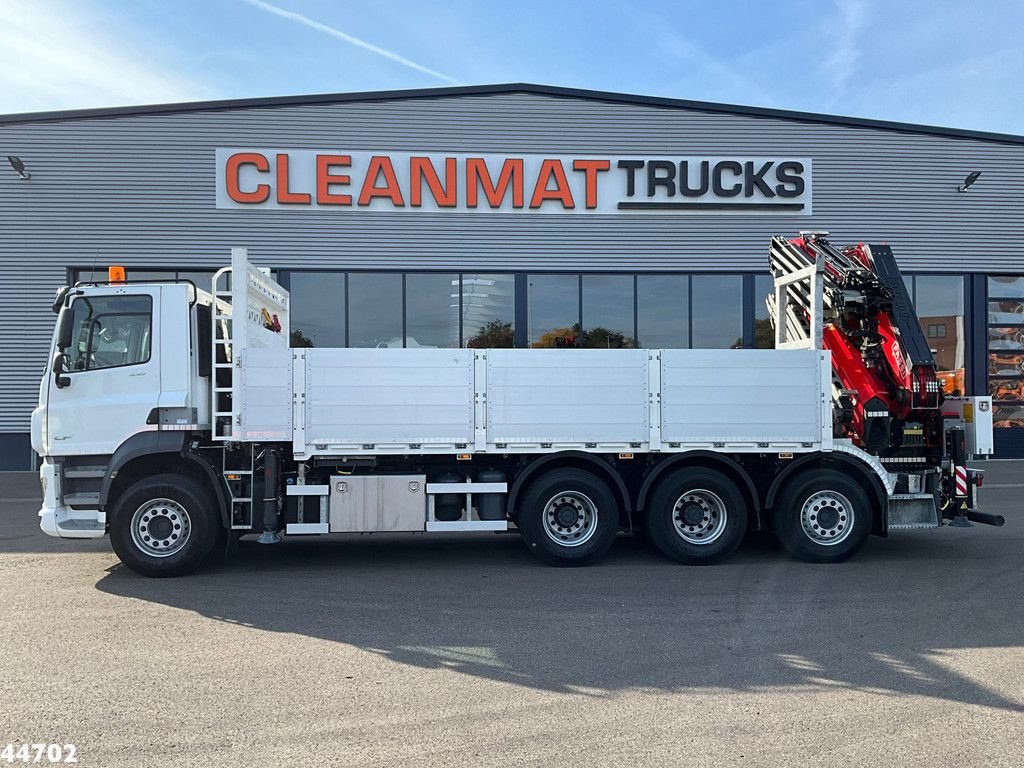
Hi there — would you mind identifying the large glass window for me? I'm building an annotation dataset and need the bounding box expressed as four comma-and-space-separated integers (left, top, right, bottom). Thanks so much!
406, 273, 459, 348
528, 275, 579, 348
289, 272, 345, 348
273, 268, 755, 352
692, 275, 743, 349
175, 271, 221, 294
637, 275, 688, 348
988, 275, 1024, 429
348, 273, 403, 348
582, 275, 635, 348
65, 295, 152, 371
463, 274, 514, 348
907, 275, 966, 396
753, 274, 775, 348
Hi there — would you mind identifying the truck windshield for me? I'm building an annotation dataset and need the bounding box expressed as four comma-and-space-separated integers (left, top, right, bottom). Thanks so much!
64, 295, 152, 371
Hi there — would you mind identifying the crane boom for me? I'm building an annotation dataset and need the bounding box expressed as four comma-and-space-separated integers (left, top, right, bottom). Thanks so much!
767, 232, 943, 457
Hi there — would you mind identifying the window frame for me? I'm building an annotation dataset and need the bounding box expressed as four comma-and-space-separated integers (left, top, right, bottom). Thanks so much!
63, 294, 154, 373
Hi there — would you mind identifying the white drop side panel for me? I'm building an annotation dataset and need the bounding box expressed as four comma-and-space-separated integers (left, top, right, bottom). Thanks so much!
240, 347, 293, 441
660, 349, 827, 448
304, 349, 475, 447
486, 349, 648, 446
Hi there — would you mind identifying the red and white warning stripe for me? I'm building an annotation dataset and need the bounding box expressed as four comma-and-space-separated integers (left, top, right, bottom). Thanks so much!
954, 465, 968, 496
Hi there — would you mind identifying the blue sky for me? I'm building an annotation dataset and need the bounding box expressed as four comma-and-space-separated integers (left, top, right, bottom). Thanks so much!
0, 0, 1021, 134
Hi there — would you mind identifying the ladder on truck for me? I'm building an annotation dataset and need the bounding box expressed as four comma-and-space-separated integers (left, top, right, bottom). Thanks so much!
210, 247, 291, 530
211, 264, 235, 442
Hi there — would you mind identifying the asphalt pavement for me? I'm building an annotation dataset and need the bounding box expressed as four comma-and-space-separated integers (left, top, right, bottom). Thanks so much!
1, 464, 1022, 767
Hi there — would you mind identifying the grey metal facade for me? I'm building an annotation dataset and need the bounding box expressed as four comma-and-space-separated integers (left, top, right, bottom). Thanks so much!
2, 84, 1023, 467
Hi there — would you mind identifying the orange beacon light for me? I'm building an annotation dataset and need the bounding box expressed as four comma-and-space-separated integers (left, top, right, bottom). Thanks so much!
108, 265, 126, 283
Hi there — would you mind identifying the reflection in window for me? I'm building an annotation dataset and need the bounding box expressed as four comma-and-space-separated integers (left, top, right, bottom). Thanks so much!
993, 405, 1024, 429
692, 275, 743, 349
289, 272, 345, 348
463, 274, 514, 348
528, 275, 579, 348
65, 295, 152, 371
989, 276, 1024, 299
987, 274, 1024, 428
753, 274, 775, 348
637, 276, 688, 348
913, 275, 965, 395
174, 271, 215, 289
989, 326, 1024, 351
348, 273, 403, 348
582, 275, 634, 348
989, 298, 1024, 324
406, 273, 459, 348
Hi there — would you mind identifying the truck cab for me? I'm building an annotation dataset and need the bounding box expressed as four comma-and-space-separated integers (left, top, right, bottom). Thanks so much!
32, 275, 209, 538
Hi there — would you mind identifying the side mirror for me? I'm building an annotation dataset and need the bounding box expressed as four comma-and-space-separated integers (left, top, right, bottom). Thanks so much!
55, 308, 74, 350
51, 352, 70, 389
51, 286, 69, 314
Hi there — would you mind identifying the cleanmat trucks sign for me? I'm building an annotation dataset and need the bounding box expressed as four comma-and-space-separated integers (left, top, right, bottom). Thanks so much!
215, 149, 812, 214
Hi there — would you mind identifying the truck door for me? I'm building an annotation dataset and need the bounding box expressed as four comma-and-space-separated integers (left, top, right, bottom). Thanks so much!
45, 287, 161, 456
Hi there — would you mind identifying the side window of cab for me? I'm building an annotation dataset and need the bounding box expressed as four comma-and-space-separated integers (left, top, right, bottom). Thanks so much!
65, 295, 153, 372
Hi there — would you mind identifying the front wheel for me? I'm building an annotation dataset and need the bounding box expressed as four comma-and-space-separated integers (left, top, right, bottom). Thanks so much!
517, 468, 620, 566
109, 474, 222, 577
645, 467, 748, 564
773, 469, 873, 563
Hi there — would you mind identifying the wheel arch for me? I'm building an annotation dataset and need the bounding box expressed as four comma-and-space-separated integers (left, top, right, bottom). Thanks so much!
100, 433, 229, 527
506, 451, 632, 529
636, 452, 761, 528
765, 453, 888, 535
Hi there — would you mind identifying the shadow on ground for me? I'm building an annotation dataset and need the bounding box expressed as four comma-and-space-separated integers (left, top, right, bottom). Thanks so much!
95, 524, 1024, 712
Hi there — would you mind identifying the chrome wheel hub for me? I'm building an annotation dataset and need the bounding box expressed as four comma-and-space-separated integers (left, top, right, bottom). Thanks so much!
542, 491, 599, 548
130, 498, 191, 558
800, 490, 854, 546
672, 489, 728, 545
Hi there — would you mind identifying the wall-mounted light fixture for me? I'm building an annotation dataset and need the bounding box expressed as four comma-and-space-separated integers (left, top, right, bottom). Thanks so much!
957, 170, 981, 193
6, 155, 30, 180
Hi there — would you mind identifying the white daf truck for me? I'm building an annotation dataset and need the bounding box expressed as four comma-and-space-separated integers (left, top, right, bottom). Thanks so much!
31, 234, 1000, 576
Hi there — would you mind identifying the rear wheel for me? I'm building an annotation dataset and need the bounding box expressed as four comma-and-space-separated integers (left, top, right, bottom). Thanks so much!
773, 469, 872, 563
517, 468, 619, 566
646, 467, 748, 564
109, 474, 222, 577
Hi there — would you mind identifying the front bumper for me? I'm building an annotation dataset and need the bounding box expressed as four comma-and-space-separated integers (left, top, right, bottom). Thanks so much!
37, 459, 106, 539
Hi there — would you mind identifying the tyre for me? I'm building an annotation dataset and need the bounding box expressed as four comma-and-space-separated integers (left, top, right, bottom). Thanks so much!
517, 468, 620, 566
773, 469, 872, 563
645, 467, 748, 564
109, 473, 222, 577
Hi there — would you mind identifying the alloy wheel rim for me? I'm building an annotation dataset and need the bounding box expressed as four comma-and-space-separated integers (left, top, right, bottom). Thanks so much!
130, 498, 192, 558
542, 491, 599, 548
671, 488, 728, 545
800, 490, 854, 546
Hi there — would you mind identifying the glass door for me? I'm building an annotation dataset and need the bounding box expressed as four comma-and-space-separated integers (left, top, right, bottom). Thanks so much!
987, 276, 1024, 429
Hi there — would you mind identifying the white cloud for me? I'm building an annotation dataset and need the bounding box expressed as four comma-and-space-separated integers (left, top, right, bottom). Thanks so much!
0, 0, 210, 115
824, 0, 868, 97
240, 0, 461, 85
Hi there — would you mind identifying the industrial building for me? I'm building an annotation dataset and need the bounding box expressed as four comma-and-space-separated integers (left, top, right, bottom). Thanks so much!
2, 83, 1022, 468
